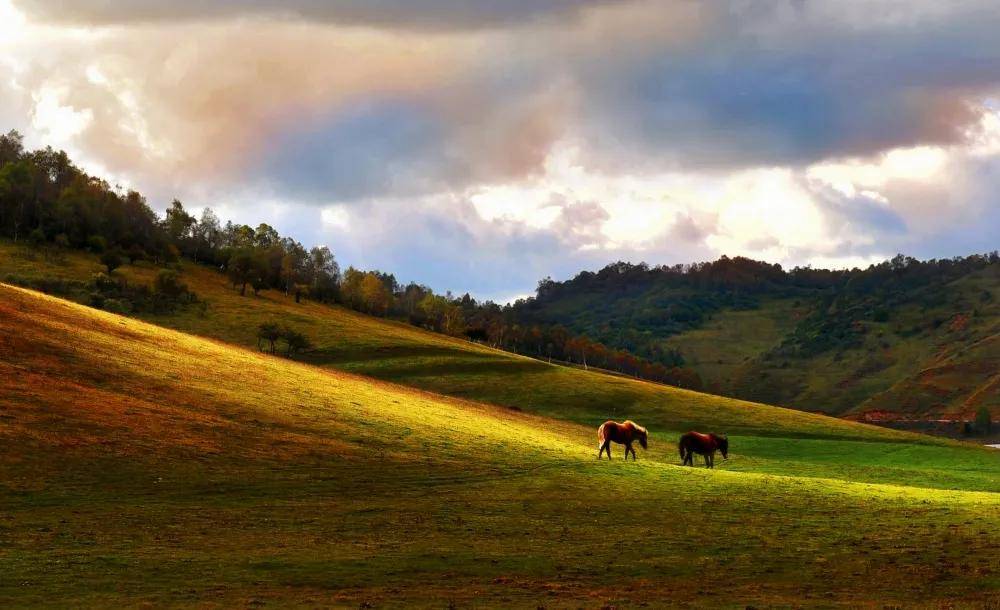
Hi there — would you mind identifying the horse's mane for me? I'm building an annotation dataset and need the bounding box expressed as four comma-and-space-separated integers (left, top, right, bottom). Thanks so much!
624, 420, 647, 435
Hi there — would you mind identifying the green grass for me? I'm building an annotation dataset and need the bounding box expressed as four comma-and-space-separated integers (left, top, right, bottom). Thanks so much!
660, 297, 805, 394
2, 284, 999, 607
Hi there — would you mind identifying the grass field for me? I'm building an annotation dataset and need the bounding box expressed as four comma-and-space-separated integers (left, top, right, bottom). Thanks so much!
2, 283, 1000, 607
661, 297, 805, 395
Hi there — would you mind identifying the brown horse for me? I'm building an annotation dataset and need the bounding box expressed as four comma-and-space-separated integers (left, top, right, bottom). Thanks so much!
679, 431, 728, 468
597, 420, 648, 460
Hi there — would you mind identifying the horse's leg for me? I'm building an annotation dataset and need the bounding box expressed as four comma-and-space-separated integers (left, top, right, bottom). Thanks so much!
600, 439, 611, 460
703, 454, 709, 468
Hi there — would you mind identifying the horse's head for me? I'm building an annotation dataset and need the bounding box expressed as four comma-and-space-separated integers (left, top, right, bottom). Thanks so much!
717, 434, 729, 459
636, 425, 648, 449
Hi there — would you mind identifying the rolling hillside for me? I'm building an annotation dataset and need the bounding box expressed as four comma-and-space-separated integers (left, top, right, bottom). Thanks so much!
2, 283, 999, 606
515, 257, 1000, 419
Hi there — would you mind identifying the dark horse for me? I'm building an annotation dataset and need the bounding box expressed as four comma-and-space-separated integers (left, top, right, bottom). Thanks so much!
679, 431, 728, 468
597, 420, 648, 460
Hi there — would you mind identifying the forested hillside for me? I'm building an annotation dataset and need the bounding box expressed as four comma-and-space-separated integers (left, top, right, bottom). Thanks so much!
513, 255, 1000, 419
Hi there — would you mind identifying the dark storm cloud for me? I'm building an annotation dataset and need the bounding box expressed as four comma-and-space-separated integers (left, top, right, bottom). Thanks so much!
259, 100, 457, 201
575, 2, 1000, 172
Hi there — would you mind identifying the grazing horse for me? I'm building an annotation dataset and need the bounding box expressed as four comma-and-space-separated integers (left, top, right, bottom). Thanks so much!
597, 420, 648, 460
679, 431, 728, 468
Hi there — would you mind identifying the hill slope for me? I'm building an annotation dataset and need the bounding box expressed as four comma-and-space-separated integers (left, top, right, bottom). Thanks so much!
515, 257, 1000, 418
2, 284, 1000, 607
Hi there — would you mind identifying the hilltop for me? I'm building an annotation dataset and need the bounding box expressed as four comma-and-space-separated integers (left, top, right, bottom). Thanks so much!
2, 283, 999, 606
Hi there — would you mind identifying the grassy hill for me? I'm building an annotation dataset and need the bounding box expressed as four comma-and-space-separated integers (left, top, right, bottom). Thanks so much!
2, 283, 1000, 607
516, 258, 1000, 419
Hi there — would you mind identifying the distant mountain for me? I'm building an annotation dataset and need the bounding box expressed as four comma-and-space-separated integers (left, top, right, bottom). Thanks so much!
511, 254, 1000, 419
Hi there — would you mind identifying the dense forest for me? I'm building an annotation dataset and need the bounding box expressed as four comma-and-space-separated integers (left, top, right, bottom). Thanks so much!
516, 253, 999, 363
0, 130, 701, 389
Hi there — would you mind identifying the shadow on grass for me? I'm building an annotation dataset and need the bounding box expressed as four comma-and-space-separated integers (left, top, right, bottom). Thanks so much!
303, 345, 552, 379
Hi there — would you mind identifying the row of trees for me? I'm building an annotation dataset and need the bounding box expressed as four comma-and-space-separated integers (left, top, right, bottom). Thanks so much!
329, 267, 702, 388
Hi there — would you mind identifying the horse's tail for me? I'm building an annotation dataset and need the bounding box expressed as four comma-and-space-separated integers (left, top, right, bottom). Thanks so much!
597, 422, 607, 447
678, 436, 686, 459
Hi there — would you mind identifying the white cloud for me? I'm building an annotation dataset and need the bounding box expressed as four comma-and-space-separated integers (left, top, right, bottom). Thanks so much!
320, 206, 351, 230
30, 84, 93, 143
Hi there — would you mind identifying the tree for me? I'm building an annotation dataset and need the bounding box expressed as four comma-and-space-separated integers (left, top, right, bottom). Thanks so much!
227, 249, 265, 296
192, 207, 222, 261
976, 406, 993, 436
0, 130, 24, 168
340, 266, 366, 309
253, 223, 280, 249
361, 273, 391, 315
257, 322, 282, 354
281, 327, 312, 357
164, 199, 195, 244
308, 246, 340, 302
100, 249, 124, 274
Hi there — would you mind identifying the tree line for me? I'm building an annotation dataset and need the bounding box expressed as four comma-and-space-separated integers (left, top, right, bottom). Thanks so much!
0, 130, 701, 389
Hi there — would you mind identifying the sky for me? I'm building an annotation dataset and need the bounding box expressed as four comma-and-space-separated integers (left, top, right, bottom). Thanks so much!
2, 0, 999, 301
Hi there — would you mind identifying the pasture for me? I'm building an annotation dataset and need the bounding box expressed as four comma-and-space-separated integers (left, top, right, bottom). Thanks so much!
2, 284, 999, 606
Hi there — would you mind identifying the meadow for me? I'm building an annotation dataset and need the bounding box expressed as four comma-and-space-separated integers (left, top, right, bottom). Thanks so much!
2, 284, 999, 607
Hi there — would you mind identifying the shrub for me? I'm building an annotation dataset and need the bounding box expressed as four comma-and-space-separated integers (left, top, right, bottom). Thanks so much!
102, 298, 131, 314
100, 249, 124, 274
127, 244, 146, 263
976, 406, 993, 436
86, 235, 107, 253
153, 269, 188, 298
257, 322, 282, 353
90, 272, 118, 292
53, 233, 70, 249
281, 326, 312, 357
28, 228, 46, 244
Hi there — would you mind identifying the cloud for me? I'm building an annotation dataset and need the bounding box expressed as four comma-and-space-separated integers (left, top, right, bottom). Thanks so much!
13, 0, 618, 30
5, 0, 1000, 298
